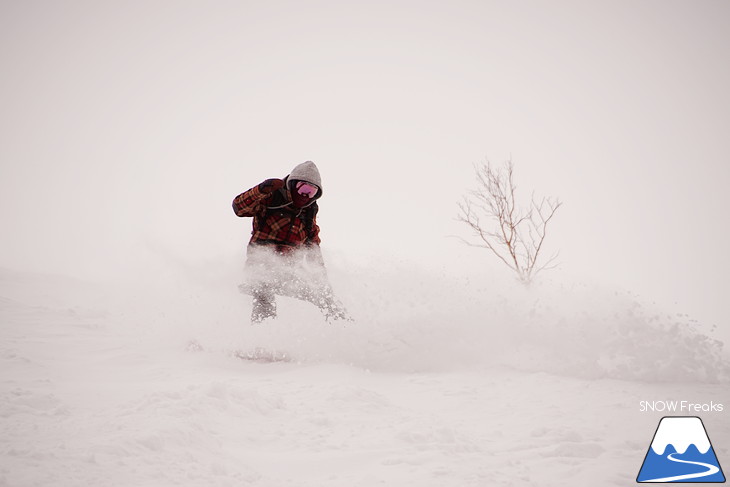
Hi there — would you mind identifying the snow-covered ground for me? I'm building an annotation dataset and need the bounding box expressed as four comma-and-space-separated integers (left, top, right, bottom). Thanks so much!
1, 260, 728, 486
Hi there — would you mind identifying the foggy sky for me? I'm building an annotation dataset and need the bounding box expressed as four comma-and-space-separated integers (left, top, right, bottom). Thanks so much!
1, 0, 729, 329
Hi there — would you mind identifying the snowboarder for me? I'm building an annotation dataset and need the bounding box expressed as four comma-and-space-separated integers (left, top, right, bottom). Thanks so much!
232, 161, 349, 323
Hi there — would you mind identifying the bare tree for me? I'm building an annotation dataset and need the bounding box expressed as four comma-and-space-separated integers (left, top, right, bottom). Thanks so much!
457, 160, 562, 285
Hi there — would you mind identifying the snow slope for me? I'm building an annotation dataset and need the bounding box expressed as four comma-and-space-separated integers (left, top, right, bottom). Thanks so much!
1, 261, 728, 486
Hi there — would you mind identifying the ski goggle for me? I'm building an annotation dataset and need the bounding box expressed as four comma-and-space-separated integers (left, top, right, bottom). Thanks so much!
296, 181, 319, 198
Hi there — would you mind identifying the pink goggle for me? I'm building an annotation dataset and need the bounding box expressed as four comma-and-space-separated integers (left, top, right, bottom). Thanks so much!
296, 181, 319, 198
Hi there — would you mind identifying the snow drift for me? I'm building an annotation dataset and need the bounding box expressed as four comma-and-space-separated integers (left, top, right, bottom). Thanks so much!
115, 252, 730, 383
2, 260, 729, 487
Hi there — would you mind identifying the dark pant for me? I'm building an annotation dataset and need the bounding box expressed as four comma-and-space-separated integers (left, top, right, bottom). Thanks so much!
242, 245, 349, 323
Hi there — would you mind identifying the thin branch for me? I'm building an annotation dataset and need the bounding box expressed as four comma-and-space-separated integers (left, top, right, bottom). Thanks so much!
456, 159, 562, 285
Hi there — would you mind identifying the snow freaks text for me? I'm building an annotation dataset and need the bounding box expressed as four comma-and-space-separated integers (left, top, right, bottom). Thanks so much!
639, 401, 724, 413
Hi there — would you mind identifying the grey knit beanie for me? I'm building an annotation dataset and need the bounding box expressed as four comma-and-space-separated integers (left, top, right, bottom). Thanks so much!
288, 161, 323, 196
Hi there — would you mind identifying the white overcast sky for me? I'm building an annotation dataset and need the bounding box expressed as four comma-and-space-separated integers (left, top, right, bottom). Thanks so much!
1, 0, 728, 327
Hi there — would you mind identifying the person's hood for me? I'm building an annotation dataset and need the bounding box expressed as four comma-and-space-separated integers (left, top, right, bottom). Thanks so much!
284, 161, 323, 202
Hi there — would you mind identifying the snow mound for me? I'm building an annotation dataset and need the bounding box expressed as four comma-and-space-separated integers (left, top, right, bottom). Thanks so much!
163, 257, 729, 383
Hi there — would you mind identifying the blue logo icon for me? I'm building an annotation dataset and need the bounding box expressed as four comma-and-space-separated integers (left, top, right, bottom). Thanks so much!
637, 416, 725, 483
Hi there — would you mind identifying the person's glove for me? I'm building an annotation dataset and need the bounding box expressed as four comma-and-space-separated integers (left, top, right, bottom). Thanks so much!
258, 178, 285, 194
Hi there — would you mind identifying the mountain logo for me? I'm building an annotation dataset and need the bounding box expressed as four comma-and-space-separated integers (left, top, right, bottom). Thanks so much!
637, 416, 725, 483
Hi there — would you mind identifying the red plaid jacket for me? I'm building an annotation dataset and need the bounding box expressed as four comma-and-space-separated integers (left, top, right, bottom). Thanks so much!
232, 184, 321, 250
